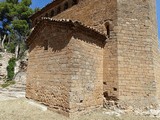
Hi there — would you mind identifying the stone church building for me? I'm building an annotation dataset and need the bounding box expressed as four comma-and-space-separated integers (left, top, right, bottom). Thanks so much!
26, 0, 160, 117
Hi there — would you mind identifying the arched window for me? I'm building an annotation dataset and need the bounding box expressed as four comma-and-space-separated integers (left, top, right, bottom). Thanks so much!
51, 10, 55, 17
105, 22, 110, 38
57, 6, 61, 14
64, 2, 69, 10
72, 0, 78, 5
106, 24, 110, 37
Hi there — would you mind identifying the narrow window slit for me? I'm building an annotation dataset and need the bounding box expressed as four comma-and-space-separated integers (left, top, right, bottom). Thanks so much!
105, 22, 110, 38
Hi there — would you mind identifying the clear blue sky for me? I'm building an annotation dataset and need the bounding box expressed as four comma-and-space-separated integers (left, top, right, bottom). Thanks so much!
31, 0, 160, 40
30, 0, 52, 9
156, 0, 160, 40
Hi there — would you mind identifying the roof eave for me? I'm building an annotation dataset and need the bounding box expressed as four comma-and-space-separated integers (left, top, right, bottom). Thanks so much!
26, 18, 107, 46
29, 0, 65, 20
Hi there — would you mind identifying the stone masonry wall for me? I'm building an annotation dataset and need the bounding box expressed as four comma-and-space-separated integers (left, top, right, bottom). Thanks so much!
69, 33, 104, 116
116, 0, 159, 107
51, 0, 160, 107
52, 0, 120, 102
53, 0, 117, 33
26, 23, 104, 116
157, 51, 160, 99
31, 0, 120, 100
103, 30, 119, 100
26, 24, 73, 116
28, 0, 160, 110
148, 0, 160, 100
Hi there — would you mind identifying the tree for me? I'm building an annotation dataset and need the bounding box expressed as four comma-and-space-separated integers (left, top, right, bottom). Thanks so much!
0, 0, 33, 58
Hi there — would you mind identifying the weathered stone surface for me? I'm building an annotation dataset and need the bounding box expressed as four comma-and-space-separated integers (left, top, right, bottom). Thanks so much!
26, 0, 160, 117
26, 23, 104, 116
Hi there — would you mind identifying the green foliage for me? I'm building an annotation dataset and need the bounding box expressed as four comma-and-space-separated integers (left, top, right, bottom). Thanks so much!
1, 80, 15, 88
34, 7, 40, 12
12, 20, 29, 35
5, 42, 16, 53
0, 0, 33, 34
6, 0, 18, 4
7, 57, 16, 80
18, 41, 27, 59
0, 0, 34, 57
21, 0, 32, 6
0, 54, 2, 59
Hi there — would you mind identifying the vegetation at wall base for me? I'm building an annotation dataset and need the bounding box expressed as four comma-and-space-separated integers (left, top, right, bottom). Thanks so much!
7, 57, 16, 81
0, 54, 2, 59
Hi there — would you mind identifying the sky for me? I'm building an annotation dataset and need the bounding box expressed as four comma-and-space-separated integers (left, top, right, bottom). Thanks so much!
30, 0, 52, 9
31, 0, 160, 40
156, 0, 160, 40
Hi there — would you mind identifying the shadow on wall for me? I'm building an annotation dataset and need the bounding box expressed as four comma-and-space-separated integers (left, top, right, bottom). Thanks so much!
28, 23, 106, 53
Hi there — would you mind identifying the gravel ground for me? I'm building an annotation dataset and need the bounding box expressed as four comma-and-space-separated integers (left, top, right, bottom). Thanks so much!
0, 98, 160, 120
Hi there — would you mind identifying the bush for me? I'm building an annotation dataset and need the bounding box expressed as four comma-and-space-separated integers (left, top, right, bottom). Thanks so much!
0, 54, 2, 59
5, 42, 16, 53
1, 80, 15, 88
7, 57, 16, 80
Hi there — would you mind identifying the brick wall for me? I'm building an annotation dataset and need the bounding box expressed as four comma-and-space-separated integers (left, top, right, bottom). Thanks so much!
156, 48, 160, 99
53, 0, 117, 33
52, 0, 119, 102
28, 0, 160, 111
26, 24, 73, 116
26, 23, 104, 116
103, 30, 119, 99
115, 0, 159, 107
69, 32, 104, 116
148, 0, 160, 100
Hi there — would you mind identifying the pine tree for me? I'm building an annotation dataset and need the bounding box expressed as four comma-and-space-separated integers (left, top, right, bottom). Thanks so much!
0, 0, 33, 58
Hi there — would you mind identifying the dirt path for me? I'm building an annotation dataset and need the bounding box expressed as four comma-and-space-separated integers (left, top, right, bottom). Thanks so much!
0, 98, 160, 120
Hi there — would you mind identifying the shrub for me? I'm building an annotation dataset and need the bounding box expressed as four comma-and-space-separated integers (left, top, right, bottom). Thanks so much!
5, 42, 16, 53
0, 54, 2, 59
1, 81, 15, 88
7, 57, 16, 81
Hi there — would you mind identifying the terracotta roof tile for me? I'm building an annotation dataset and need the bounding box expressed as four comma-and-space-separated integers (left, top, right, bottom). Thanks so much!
26, 17, 107, 45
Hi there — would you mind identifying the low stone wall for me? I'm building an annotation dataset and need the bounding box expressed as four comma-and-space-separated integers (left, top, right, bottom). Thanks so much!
0, 52, 13, 81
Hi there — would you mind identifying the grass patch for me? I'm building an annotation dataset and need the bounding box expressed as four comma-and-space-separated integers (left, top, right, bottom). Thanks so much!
0, 54, 2, 59
1, 80, 15, 88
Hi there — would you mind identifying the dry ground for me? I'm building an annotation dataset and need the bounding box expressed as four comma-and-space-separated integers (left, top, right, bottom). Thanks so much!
0, 98, 160, 120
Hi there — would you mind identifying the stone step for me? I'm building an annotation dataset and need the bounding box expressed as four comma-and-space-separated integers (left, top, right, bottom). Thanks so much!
8, 89, 25, 92
0, 86, 26, 92
9, 87, 25, 90
10, 85, 25, 88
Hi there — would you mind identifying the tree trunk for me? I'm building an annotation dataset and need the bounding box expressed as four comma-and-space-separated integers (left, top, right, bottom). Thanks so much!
2, 34, 6, 49
0, 37, 2, 49
15, 44, 19, 59
7, 37, 11, 45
